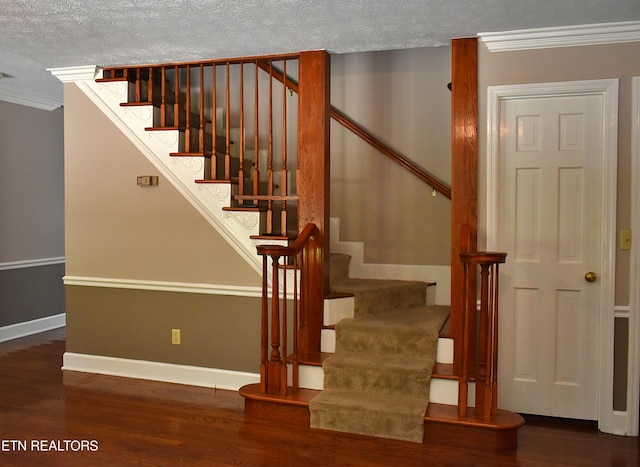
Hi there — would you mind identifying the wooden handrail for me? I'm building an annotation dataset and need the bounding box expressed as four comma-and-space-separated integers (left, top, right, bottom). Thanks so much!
331, 108, 451, 199
256, 60, 452, 199
257, 222, 316, 257
102, 52, 301, 71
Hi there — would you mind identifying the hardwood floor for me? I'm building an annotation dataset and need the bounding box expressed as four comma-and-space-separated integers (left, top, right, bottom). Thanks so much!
0, 329, 638, 466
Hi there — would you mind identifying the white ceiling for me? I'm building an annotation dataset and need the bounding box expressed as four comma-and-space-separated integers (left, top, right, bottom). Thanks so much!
2, 0, 640, 107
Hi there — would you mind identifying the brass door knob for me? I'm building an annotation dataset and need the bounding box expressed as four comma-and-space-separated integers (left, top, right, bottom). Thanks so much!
585, 272, 597, 283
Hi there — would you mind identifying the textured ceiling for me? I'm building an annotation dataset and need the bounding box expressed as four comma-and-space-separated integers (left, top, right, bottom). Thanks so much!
2, 0, 640, 106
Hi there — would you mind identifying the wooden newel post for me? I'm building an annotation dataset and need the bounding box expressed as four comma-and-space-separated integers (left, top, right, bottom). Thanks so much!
296, 50, 330, 356
459, 252, 506, 419
261, 254, 287, 396
451, 38, 478, 375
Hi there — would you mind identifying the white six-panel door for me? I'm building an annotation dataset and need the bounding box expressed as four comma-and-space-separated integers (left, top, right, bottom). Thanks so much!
496, 93, 605, 419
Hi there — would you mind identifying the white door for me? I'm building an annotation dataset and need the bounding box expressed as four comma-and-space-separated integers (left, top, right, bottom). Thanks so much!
496, 93, 604, 419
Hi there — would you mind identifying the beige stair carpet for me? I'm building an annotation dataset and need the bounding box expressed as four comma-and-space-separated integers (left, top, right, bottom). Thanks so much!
310, 305, 448, 442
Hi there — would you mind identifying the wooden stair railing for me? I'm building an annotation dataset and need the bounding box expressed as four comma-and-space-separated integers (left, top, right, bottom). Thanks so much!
99, 53, 302, 238
256, 223, 320, 395
256, 60, 452, 199
98, 50, 330, 367
459, 248, 506, 419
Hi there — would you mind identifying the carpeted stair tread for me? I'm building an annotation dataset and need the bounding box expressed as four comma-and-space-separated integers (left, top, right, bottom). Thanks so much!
335, 305, 449, 355
330, 278, 428, 317
323, 352, 433, 398
309, 389, 428, 443
313, 254, 450, 443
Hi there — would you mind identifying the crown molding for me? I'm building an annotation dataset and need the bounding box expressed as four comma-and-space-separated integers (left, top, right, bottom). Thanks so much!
48, 65, 101, 83
479, 20, 640, 52
0, 89, 62, 111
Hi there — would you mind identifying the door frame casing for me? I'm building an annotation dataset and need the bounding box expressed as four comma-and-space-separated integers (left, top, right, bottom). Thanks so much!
486, 79, 619, 434
629, 76, 640, 436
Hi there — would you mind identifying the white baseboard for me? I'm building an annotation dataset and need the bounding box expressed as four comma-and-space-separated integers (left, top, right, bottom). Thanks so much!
62, 352, 259, 391
0, 313, 66, 343
606, 410, 634, 436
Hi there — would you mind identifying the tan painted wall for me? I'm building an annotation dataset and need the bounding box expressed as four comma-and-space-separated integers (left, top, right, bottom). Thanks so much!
64, 84, 262, 370
330, 47, 452, 266
477, 41, 640, 306
64, 84, 261, 286
66, 286, 261, 372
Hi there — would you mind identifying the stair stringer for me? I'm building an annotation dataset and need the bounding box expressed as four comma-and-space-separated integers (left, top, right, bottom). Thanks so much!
70, 68, 288, 276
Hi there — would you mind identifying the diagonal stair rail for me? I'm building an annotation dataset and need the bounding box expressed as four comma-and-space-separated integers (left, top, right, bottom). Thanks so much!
256, 60, 451, 199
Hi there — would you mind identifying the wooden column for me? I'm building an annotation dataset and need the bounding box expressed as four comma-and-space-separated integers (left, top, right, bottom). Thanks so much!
296, 50, 330, 355
451, 38, 478, 374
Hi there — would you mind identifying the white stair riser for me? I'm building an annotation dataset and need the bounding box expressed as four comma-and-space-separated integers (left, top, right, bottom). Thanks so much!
436, 337, 453, 365
321, 329, 452, 364
294, 363, 476, 407
429, 379, 476, 406
323, 296, 355, 326
321, 329, 336, 353
288, 363, 324, 390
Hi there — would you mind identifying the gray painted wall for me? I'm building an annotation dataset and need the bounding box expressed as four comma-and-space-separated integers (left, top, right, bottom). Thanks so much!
0, 101, 65, 326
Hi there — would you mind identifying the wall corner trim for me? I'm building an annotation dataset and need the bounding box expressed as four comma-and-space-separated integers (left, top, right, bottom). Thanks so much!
479, 20, 640, 52
63, 352, 259, 391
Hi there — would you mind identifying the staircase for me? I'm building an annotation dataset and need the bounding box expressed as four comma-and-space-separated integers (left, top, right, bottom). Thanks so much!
242, 251, 523, 450
71, 46, 523, 452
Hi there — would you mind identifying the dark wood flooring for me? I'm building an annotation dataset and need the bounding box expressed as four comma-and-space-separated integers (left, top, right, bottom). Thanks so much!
0, 328, 638, 466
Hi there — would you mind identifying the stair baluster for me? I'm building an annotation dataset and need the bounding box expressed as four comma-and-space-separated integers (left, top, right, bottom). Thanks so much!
211, 65, 217, 179
281, 59, 289, 236
257, 223, 319, 394
160, 66, 167, 127
173, 65, 180, 129
184, 66, 191, 153
267, 60, 274, 235
253, 61, 260, 205
225, 62, 231, 180
198, 64, 205, 155
459, 251, 506, 419
238, 62, 245, 204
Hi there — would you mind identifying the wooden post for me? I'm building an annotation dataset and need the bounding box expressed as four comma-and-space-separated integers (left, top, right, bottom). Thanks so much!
451, 38, 478, 374
296, 50, 330, 356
